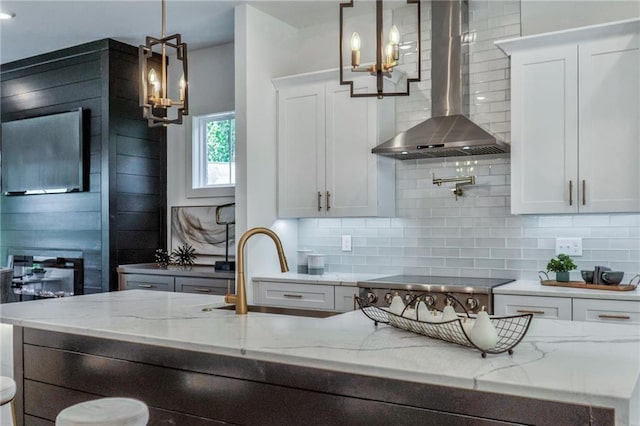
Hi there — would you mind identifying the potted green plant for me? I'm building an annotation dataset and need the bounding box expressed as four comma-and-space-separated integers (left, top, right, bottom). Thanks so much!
546, 254, 577, 282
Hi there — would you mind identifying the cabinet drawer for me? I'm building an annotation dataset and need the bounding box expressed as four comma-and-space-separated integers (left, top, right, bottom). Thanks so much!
254, 281, 334, 310
494, 295, 572, 320
122, 274, 174, 292
176, 277, 233, 295
573, 298, 640, 324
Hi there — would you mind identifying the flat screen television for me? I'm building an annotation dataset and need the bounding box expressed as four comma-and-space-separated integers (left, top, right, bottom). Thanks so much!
1, 108, 85, 195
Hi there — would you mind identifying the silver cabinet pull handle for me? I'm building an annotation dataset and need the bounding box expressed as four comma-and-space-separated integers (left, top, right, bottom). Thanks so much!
517, 309, 545, 314
598, 314, 630, 320
569, 180, 573, 206
326, 191, 331, 211
283, 294, 303, 299
138, 284, 153, 288
582, 180, 586, 206
317, 191, 322, 212
194, 288, 211, 293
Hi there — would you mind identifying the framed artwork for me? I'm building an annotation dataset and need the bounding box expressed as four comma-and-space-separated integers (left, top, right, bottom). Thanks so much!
171, 205, 235, 257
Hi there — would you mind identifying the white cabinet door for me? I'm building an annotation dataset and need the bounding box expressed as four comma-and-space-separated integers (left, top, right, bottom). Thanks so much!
334, 286, 357, 312
578, 34, 640, 213
510, 45, 579, 214
325, 81, 377, 217
253, 280, 335, 310
573, 298, 640, 324
494, 294, 572, 320
277, 83, 326, 218
275, 70, 395, 218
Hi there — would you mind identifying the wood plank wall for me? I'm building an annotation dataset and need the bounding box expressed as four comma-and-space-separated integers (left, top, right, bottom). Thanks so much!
0, 39, 166, 293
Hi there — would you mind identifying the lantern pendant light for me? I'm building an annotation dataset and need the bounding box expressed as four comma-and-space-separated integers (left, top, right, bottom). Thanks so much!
339, 0, 421, 98
139, 0, 189, 127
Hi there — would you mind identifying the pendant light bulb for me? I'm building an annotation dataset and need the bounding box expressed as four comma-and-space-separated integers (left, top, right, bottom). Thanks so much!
389, 25, 400, 45
350, 32, 361, 51
148, 68, 157, 84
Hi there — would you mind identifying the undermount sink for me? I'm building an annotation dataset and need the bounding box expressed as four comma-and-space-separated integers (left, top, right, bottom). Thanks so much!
210, 304, 341, 318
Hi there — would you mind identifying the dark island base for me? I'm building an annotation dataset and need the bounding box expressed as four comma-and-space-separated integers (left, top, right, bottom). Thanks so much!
13, 327, 614, 425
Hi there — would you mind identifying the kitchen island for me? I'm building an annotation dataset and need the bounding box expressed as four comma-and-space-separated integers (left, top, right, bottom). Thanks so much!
1, 290, 638, 425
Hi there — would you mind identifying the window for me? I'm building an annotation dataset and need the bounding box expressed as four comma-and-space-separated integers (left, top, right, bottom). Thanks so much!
192, 112, 235, 190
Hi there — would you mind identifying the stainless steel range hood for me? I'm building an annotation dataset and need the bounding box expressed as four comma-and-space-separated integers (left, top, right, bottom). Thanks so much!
372, 0, 509, 160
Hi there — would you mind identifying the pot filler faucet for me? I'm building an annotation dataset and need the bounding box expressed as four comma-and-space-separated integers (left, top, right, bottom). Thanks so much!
225, 227, 289, 315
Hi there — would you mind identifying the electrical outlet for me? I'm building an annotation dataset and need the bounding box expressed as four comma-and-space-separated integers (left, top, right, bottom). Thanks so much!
341, 235, 352, 252
555, 238, 582, 256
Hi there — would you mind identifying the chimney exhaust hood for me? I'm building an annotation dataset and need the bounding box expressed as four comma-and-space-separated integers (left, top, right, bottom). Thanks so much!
372, 0, 509, 160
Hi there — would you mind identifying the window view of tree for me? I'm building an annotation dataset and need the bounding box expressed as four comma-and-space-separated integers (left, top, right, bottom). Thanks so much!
206, 118, 235, 164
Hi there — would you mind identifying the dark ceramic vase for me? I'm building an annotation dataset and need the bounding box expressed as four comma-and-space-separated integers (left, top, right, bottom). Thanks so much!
556, 271, 570, 282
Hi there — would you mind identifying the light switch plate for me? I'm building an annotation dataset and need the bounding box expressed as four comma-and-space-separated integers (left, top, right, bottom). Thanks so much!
555, 238, 582, 256
341, 235, 352, 252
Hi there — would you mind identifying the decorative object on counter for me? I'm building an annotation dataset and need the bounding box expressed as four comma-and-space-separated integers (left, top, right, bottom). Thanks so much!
441, 300, 458, 322
139, 0, 188, 127
171, 205, 234, 258
154, 249, 170, 268
296, 249, 313, 274
546, 253, 577, 282
339, 0, 421, 98
432, 174, 476, 201
307, 253, 325, 275
580, 270, 594, 284
593, 265, 612, 285
389, 292, 405, 316
468, 307, 499, 351
601, 271, 624, 285
539, 271, 639, 291
171, 244, 197, 267
356, 295, 533, 358
213, 203, 236, 272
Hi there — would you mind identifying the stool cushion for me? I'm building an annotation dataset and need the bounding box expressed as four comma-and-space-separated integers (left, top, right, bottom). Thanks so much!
55, 397, 149, 426
0, 376, 16, 405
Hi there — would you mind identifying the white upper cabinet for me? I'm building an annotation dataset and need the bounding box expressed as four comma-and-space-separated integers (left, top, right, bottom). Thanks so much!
497, 19, 640, 214
274, 70, 395, 218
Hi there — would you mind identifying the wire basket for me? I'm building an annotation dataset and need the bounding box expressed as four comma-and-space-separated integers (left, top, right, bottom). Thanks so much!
355, 295, 533, 358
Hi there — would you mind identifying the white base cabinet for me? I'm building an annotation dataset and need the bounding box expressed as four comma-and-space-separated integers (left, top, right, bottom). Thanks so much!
253, 281, 335, 311
573, 298, 640, 325
494, 295, 572, 320
117, 264, 234, 295
252, 279, 358, 313
334, 286, 357, 312
495, 294, 640, 324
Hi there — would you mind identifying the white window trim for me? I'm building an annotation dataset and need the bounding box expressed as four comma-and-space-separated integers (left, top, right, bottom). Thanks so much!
186, 111, 235, 198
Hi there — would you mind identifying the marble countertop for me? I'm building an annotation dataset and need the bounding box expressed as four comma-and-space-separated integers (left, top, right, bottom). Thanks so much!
117, 263, 235, 279
496, 280, 640, 301
0, 290, 638, 425
252, 272, 384, 286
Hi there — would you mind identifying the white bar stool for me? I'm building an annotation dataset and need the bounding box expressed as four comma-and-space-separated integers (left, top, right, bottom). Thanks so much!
0, 376, 17, 426
55, 397, 149, 426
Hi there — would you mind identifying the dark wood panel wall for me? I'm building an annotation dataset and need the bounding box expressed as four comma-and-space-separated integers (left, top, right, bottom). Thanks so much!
0, 39, 167, 293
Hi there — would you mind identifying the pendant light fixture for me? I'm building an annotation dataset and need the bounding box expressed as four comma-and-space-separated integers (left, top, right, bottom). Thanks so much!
139, 0, 189, 127
339, 0, 421, 98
